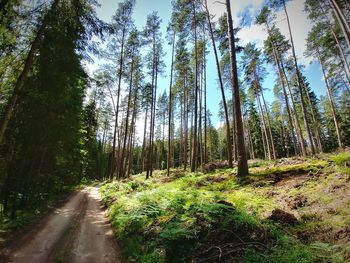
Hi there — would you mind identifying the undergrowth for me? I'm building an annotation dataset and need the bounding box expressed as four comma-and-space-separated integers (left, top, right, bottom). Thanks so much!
0, 177, 94, 237
101, 152, 350, 262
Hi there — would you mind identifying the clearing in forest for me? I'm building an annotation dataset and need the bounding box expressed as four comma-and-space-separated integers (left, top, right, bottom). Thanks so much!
100, 152, 350, 262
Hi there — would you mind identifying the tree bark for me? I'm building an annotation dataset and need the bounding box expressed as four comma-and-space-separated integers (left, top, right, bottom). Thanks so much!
257, 92, 271, 160
246, 119, 255, 159
128, 82, 139, 177
184, 77, 188, 170
317, 49, 342, 148
254, 69, 276, 159
281, 63, 307, 157
301, 77, 323, 153
203, 24, 207, 164
266, 22, 298, 156
199, 64, 203, 168
167, 30, 175, 176
111, 26, 127, 179
191, 0, 199, 172
147, 51, 159, 178
329, 0, 350, 48
204, 0, 233, 167
141, 104, 148, 172
118, 54, 134, 178
146, 37, 156, 179
319, 2, 350, 84
226, 0, 248, 176
283, 0, 315, 155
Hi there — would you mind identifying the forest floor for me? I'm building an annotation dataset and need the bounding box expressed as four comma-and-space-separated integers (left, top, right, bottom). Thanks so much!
101, 150, 350, 262
1, 186, 122, 263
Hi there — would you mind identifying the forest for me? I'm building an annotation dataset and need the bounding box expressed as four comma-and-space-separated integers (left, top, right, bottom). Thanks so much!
0, 0, 350, 262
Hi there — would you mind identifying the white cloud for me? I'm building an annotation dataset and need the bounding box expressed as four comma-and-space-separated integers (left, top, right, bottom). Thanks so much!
237, 24, 268, 48
207, 0, 264, 24
207, 0, 312, 66
274, 0, 313, 66
215, 121, 224, 129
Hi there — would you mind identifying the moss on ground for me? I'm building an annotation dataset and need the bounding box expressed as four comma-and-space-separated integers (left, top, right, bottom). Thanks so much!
101, 151, 350, 262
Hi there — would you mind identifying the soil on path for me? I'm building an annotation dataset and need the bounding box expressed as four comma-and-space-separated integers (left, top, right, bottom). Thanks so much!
3, 186, 122, 263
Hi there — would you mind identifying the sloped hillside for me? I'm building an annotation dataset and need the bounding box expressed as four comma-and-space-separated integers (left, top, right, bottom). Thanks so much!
101, 151, 350, 263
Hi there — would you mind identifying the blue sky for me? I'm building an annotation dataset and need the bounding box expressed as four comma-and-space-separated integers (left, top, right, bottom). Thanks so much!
90, 0, 327, 130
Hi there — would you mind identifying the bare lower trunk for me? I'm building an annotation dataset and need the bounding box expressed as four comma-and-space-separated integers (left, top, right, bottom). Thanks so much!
301, 77, 323, 153
167, 31, 175, 176
281, 63, 307, 157
317, 50, 342, 148
246, 119, 255, 159
141, 105, 148, 172
203, 26, 207, 164
226, 0, 248, 176
266, 23, 298, 155
191, 0, 198, 172
261, 91, 276, 159
257, 94, 271, 160
283, 1, 315, 155
199, 70, 203, 168
119, 56, 134, 178
148, 58, 159, 178
204, 0, 233, 167
184, 80, 188, 171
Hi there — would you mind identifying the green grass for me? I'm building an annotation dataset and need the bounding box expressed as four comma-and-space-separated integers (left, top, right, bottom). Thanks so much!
0, 177, 94, 234
101, 154, 349, 262
330, 152, 350, 166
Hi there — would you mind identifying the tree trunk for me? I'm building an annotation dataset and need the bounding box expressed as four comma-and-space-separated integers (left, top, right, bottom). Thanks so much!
258, 104, 268, 159
199, 68, 203, 168
111, 27, 127, 179
283, 0, 315, 155
246, 119, 255, 159
204, 0, 233, 167
148, 52, 159, 178
257, 93, 271, 160
203, 25, 207, 164
226, 0, 248, 176
184, 78, 188, 171
146, 38, 156, 179
281, 62, 307, 157
191, 0, 198, 172
167, 30, 175, 176
261, 91, 276, 159
301, 77, 323, 153
319, 2, 350, 87
128, 83, 139, 177
180, 94, 184, 167
329, 0, 350, 48
141, 104, 148, 172
266, 22, 298, 155
119, 54, 134, 178
317, 49, 343, 148
254, 69, 276, 159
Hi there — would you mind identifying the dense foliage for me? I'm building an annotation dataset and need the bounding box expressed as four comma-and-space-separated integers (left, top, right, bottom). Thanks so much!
0, 0, 104, 222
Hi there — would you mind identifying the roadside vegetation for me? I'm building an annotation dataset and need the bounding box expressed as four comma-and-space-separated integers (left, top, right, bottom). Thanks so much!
0, 178, 93, 249
101, 151, 350, 262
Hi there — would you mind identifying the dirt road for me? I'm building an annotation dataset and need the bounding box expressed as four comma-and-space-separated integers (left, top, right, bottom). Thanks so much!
5, 186, 122, 263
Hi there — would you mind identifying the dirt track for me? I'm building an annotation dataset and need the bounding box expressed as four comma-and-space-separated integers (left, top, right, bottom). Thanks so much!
5, 186, 122, 263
